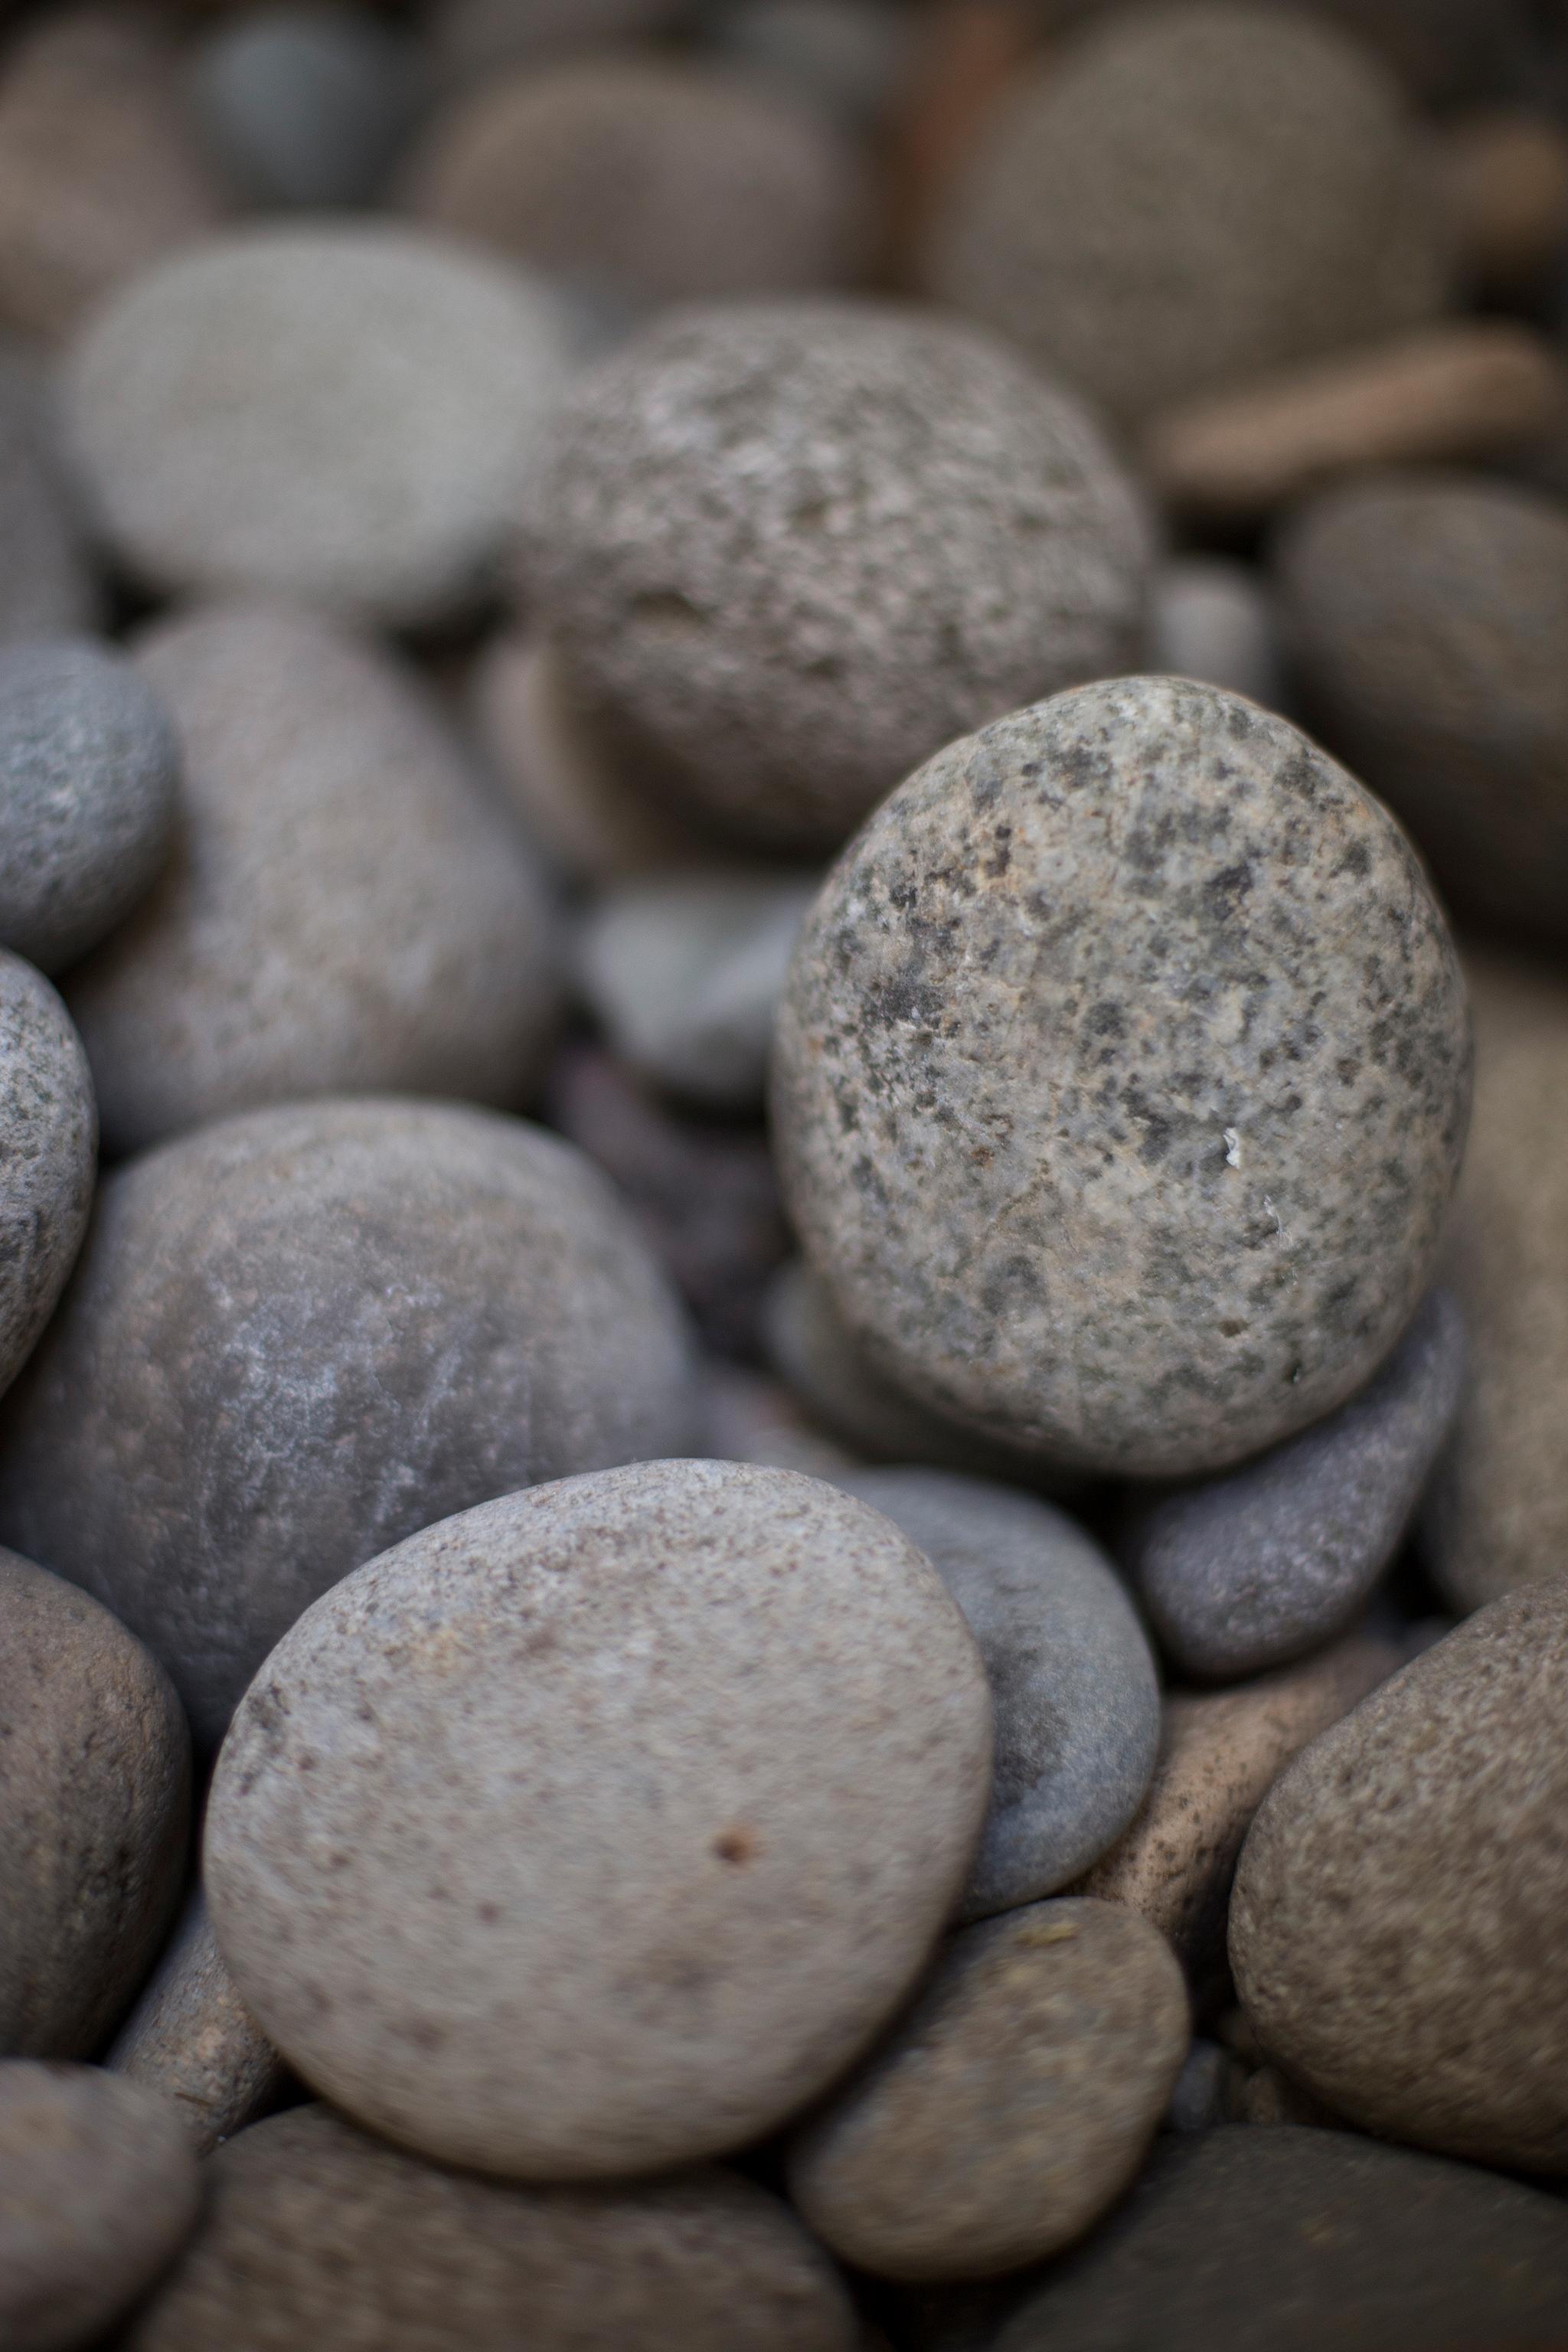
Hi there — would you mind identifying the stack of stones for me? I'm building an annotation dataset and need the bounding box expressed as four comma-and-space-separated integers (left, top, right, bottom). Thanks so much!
2, 2, 1568, 2347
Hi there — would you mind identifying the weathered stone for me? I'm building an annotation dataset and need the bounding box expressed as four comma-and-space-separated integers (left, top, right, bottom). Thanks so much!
0, 954, 95, 1399
106, 1889, 286, 2156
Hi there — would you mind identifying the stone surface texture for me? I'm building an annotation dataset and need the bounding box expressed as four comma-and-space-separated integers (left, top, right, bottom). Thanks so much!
0, 340, 101, 646
0, 955, 96, 1401
107, 1889, 286, 2155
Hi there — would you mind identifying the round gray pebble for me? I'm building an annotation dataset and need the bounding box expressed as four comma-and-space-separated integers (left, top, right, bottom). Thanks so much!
190, 5, 420, 210
521, 300, 1152, 851
1145, 557, 1288, 713
204, 1459, 991, 2180
0, 1097, 701, 1747
1124, 1287, 1466, 1681
0, 639, 178, 976
831, 1469, 1160, 1919
773, 675, 1472, 1478
0, 952, 94, 1399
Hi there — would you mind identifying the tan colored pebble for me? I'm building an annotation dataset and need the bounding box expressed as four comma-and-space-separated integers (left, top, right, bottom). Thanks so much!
1439, 108, 1568, 292
106, 1889, 286, 2156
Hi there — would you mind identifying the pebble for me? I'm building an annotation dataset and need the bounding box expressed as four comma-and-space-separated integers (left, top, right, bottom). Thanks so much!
773, 675, 1472, 1478
924, 3, 1447, 430
703, 1361, 860, 1484
124, 2105, 857, 2351
712, 1, 914, 130
0, 341, 101, 646
1274, 470, 1568, 947
63, 223, 571, 631
204, 1460, 991, 2178
1161, 2038, 1234, 2134
0, 2060, 201, 2352
403, 57, 872, 315
428, 0, 687, 90
830, 1469, 1159, 1919
994, 2127, 1568, 2352
521, 302, 1152, 852
190, 5, 421, 210
1232, 1578, 1568, 2174
1439, 108, 1568, 294
0, 955, 95, 1400
0, 1097, 700, 1746
787, 1899, 1188, 2282
1080, 1632, 1399, 2007
1123, 1289, 1466, 1683
0, 639, 178, 977
1143, 557, 1287, 712
106, 1889, 287, 2157
575, 868, 817, 1111
0, 1548, 190, 2060
62, 602, 560, 1157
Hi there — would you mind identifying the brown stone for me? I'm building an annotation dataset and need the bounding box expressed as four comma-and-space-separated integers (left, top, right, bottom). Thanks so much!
1439, 108, 1568, 295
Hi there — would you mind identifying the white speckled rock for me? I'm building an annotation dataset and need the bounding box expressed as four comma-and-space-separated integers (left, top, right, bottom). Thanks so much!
0, 953, 94, 1398
107, 1889, 286, 2156
190, 5, 420, 210
205, 1459, 992, 2179
1145, 557, 1288, 711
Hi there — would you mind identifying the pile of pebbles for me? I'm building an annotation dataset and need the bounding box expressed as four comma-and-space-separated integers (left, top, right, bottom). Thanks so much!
2, 1, 1568, 2346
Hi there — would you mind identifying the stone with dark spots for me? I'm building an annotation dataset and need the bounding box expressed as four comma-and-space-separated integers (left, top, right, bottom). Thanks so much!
0, 953, 95, 1400
773, 675, 1471, 1478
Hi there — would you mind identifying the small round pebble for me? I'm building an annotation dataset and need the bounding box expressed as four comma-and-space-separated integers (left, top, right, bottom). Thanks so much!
1162, 2038, 1234, 2134
521, 300, 1152, 851
787, 1899, 1188, 2282
1145, 557, 1287, 711
0, 2061, 201, 2352
190, 5, 420, 210
831, 1469, 1159, 1919
0, 640, 178, 976
204, 1460, 991, 2179
0, 953, 94, 1399
773, 675, 1472, 1477
107, 1890, 286, 2157
0, 1098, 701, 1746
0, 343, 100, 646
63, 222, 571, 630
0, 1549, 190, 2060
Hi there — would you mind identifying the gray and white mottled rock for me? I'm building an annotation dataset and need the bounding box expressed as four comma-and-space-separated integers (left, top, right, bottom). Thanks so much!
787, 1900, 1187, 2282
831, 1469, 1159, 1919
0, 640, 178, 976
1232, 1578, 1568, 2174
124, 2105, 857, 2352
773, 675, 1472, 1478
1145, 557, 1287, 711
191, 5, 420, 210
0, 1098, 701, 1746
521, 301, 1153, 851
107, 1890, 286, 2156
0, 954, 94, 1397
0, 341, 100, 646
205, 1461, 991, 2179
64, 223, 570, 630
0, 2060, 201, 2352
63, 602, 560, 1158
1125, 1289, 1466, 1681
0, 1550, 189, 2060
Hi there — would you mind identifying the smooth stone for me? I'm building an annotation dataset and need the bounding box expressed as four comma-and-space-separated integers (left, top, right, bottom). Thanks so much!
704, 1361, 861, 1484
1232, 1577, 1568, 2173
712, 1, 914, 129
575, 869, 817, 1111
1162, 2038, 1235, 2134
1123, 1288, 1466, 1682
995, 2128, 1568, 2352
0, 1549, 190, 2059
64, 223, 571, 630
1274, 471, 1568, 946
1234, 2065, 1341, 2129
429, 0, 690, 91
0, 341, 100, 645
787, 1900, 1188, 2282
0, 639, 178, 976
106, 1889, 286, 2156
1143, 557, 1287, 711
520, 300, 1152, 852
0, 954, 94, 1397
830, 1468, 1159, 1919
0, 1098, 701, 1747
0, 2060, 201, 2352
773, 676, 1472, 1478
190, 5, 421, 209
204, 1461, 991, 2179
1080, 1632, 1399, 2007
1439, 108, 1568, 294
63, 602, 560, 1157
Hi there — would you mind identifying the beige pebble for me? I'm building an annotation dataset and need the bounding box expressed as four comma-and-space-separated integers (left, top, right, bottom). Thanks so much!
106, 1889, 286, 2156
1438, 108, 1568, 293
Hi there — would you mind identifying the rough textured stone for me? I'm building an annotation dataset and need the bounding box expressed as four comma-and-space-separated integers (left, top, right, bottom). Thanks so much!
773, 675, 1472, 1478
0, 1098, 700, 1747
1124, 1288, 1465, 1681
125, 2105, 857, 2351
107, 1890, 286, 2156
926, 3, 1447, 430
520, 302, 1152, 852
205, 1461, 991, 2180
191, 5, 420, 209
64, 222, 570, 630
63, 602, 560, 1157
0, 954, 95, 1398
0, 340, 100, 646
1274, 470, 1568, 945
995, 2128, 1568, 2352
831, 1469, 1158, 1919
0, 1550, 190, 2059
0, 639, 178, 976
1144, 557, 1286, 712
788, 1900, 1187, 2282
0, 2060, 201, 2352
1232, 1579, 1568, 2173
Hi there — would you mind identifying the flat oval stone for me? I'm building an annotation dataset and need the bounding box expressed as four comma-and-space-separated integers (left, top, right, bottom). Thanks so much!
831, 1468, 1158, 1918
787, 1899, 1188, 2282
107, 1889, 286, 2157
0, 1098, 701, 1747
1231, 1577, 1568, 2173
773, 675, 1472, 1478
204, 1460, 991, 2179
124, 2105, 857, 2352
0, 953, 94, 1398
